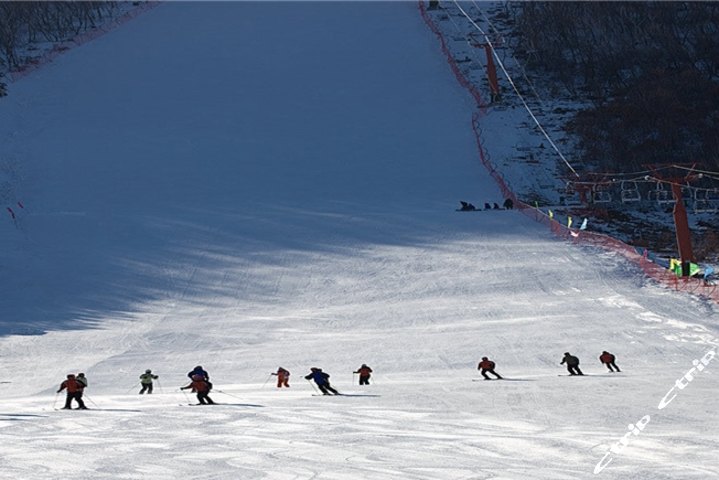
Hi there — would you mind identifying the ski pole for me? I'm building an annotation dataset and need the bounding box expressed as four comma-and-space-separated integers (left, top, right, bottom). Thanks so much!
306, 378, 320, 394
125, 382, 140, 394
53, 391, 60, 409
83, 394, 99, 408
215, 389, 243, 400
156, 378, 164, 394
262, 374, 273, 388
352, 372, 358, 385
181, 388, 191, 404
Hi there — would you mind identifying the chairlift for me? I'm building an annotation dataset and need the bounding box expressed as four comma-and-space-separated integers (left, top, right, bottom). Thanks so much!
681, 184, 692, 200
647, 182, 674, 204
592, 184, 612, 204
620, 181, 641, 203
693, 188, 719, 214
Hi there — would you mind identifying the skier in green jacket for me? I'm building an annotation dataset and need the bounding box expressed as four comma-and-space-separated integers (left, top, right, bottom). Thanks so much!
139, 369, 159, 394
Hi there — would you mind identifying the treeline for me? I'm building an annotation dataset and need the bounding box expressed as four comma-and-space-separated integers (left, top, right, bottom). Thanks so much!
511, 2, 719, 172
0, 1, 118, 70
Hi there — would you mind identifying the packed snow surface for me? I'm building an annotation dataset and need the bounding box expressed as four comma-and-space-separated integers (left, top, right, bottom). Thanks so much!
0, 3, 717, 479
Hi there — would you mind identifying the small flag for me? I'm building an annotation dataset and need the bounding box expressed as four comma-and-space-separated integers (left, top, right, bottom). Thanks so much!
705, 266, 715, 280
548, 210, 554, 219
567, 216, 573, 229
579, 218, 588, 231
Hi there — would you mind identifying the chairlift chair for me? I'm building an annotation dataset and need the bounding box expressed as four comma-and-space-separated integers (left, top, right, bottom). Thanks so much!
620, 180, 641, 203
648, 182, 674, 205
592, 184, 612, 204
693, 188, 719, 214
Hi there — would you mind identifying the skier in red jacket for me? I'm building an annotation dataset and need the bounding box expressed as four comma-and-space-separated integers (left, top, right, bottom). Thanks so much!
478, 357, 503, 380
181, 374, 215, 405
57, 374, 88, 410
599, 351, 621, 372
271, 367, 290, 388
354, 364, 373, 385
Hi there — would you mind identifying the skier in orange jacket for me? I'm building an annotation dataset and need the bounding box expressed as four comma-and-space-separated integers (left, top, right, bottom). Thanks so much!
272, 367, 290, 388
57, 374, 88, 410
181, 374, 215, 405
354, 364, 373, 385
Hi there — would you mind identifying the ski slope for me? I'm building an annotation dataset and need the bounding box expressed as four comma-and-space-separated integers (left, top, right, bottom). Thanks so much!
0, 3, 717, 479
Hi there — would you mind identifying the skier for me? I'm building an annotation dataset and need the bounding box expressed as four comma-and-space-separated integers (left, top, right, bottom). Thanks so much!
271, 367, 290, 388
599, 351, 621, 372
477, 357, 503, 380
561, 352, 584, 376
354, 364, 373, 385
139, 369, 159, 394
304, 367, 339, 395
503, 198, 514, 210
187, 365, 209, 381
77, 373, 88, 389
181, 374, 215, 405
57, 374, 88, 410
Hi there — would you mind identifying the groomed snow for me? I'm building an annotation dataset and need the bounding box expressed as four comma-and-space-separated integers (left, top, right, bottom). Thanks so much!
0, 3, 717, 479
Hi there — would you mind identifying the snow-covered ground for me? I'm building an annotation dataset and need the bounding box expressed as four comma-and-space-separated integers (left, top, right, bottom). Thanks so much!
425, 2, 719, 263
0, 3, 717, 479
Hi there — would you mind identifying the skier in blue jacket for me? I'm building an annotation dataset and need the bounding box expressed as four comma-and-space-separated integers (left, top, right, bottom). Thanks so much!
304, 367, 339, 395
187, 365, 209, 381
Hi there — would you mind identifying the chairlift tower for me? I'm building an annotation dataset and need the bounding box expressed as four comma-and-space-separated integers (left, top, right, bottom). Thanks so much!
468, 34, 501, 103
646, 164, 700, 274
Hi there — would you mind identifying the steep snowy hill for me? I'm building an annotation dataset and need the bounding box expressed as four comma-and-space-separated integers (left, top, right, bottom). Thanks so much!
0, 3, 716, 480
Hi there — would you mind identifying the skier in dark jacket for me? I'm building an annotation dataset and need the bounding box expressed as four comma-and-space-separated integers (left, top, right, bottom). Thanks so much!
181, 374, 215, 405
187, 365, 209, 381
503, 198, 514, 210
478, 357, 503, 380
459, 201, 477, 211
561, 352, 584, 375
76, 373, 88, 390
354, 364, 373, 385
304, 367, 339, 395
599, 351, 621, 372
57, 374, 88, 410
